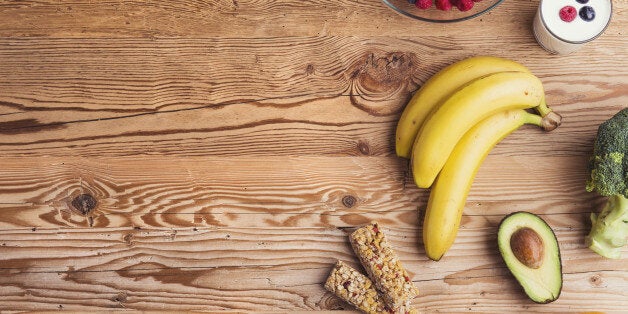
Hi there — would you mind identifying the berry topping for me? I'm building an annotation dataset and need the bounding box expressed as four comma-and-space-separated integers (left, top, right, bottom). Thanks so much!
472, 0, 482, 2
576, 0, 589, 3
435, 0, 452, 11
416, 0, 433, 9
579, 6, 596, 21
456, 0, 474, 12
559, 6, 577, 22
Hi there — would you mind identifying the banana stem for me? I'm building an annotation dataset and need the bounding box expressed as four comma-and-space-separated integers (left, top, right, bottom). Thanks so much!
523, 112, 544, 127
535, 96, 552, 116
534, 96, 562, 131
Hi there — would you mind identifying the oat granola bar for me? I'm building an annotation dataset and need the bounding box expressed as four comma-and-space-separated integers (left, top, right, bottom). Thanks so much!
349, 222, 419, 309
324, 260, 390, 314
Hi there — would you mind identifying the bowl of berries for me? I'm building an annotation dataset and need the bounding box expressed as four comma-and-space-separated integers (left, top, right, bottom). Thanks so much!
382, 0, 504, 23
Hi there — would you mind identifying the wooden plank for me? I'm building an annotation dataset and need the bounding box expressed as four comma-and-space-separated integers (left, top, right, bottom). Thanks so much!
0, 0, 626, 38
0, 155, 606, 229
0, 227, 625, 311
1, 37, 626, 157
0, 97, 619, 158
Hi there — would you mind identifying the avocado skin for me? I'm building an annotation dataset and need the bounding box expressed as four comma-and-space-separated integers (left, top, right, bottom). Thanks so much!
497, 211, 563, 304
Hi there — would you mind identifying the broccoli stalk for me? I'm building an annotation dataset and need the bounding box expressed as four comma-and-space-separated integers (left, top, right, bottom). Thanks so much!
586, 194, 628, 259
584, 108, 628, 259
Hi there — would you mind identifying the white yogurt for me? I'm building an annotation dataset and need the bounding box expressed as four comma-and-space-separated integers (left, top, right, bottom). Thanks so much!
533, 0, 612, 54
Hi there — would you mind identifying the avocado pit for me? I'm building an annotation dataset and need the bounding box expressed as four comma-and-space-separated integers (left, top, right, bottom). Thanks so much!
510, 227, 544, 269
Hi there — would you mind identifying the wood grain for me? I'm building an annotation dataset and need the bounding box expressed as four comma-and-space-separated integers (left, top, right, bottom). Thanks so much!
0, 155, 606, 229
0, 0, 627, 311
0, 37, 626, 157
0, 0, 626, 38
0, 227, 625, 311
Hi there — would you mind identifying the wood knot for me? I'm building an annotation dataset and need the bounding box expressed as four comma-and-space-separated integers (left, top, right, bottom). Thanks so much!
357, 140, 370, 155
589, 274, 603, 287
111, 291, 128, 303
342, 195, 357, 208
348, 50, 420, 116
71, 194, 97, 215
123, 233, 134, 246
306, 64, 315, 75
320, 293, 347, 310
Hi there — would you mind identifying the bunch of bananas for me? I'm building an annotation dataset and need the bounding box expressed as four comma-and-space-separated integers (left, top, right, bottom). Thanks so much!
395, 56, 562, 261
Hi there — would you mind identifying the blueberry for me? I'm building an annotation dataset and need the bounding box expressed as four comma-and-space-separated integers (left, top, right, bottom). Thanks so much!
408, 0, 417, 3
576, 0, 589, 4
579, 6, 595, 21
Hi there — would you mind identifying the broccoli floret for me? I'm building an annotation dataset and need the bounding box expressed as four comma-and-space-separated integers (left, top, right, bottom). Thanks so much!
585, 108, 627, 197
585, 108, 628, 259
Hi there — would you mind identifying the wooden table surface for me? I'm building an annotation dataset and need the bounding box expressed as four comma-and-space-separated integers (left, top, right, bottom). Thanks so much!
0, 0, 627, 312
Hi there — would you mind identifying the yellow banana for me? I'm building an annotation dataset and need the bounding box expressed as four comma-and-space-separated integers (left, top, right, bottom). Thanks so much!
411, 71, 546, 189
423, 109, 550, 261
395, 56, 532, 159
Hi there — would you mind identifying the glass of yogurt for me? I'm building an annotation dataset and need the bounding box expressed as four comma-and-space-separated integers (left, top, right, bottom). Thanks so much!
533, 0, 612, 54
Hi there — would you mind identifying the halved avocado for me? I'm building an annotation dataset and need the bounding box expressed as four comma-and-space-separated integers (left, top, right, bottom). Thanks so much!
497, 211, 562, 303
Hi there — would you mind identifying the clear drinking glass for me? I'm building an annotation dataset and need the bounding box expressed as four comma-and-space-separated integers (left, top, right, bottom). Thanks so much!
533, 0, 612, 54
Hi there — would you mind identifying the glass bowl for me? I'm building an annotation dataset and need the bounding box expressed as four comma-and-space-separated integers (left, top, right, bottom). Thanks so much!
382, 0, 504, 23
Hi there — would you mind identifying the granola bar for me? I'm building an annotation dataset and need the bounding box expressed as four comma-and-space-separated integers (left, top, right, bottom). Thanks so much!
349, 222, 419, 309
324, 260, 390, 314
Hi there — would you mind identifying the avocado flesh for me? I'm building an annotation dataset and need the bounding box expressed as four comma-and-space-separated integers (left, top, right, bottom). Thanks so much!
498, 212, 563, 303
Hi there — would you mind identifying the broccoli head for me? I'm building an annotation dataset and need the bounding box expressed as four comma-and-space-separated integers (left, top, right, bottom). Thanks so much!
585, 108, 627, 197
585, 108, 628, 259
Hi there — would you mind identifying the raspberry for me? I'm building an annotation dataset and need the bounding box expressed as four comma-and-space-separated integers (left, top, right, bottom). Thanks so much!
473, 0, 482, 2
456, 0, 474, 11
416, 0, 433, 9
435, 0, 452, 11
559, 6, 577, 22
